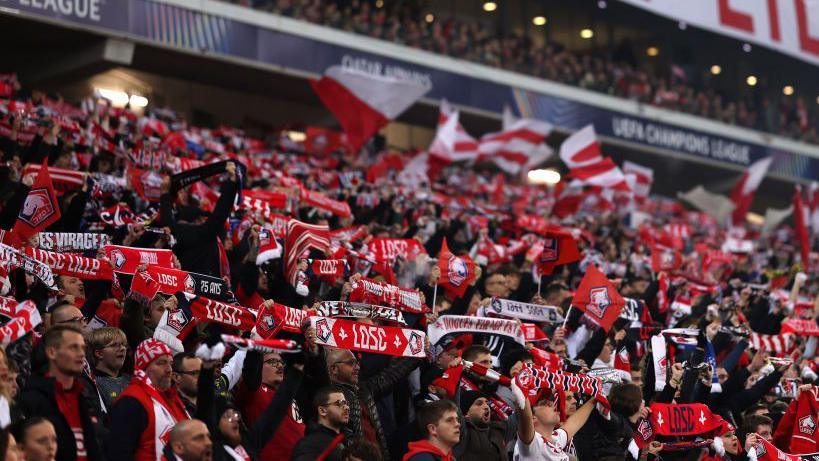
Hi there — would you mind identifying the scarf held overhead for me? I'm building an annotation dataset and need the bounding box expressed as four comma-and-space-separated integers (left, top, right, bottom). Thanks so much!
103, 245, 175, 274
310, 316, 427, 358
482, 297, 564, 323
428, 315, 525, 346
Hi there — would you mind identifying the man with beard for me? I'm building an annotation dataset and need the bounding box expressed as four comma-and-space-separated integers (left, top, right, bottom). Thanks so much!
106, 339, 190, 461
19, 324, 103, 461
172, 352, 203, 416
291, 386, 351, 461
452, 390, 520, 461
167, 419, 213, 461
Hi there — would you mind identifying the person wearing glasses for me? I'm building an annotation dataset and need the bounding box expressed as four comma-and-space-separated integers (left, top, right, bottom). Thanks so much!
514, 385, 595, 461
291, 385, 351, 461
173, 352, 204, 416
86, 327, 130, 411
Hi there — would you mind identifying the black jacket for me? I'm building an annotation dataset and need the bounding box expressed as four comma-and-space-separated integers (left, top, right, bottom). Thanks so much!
290, 423, 345, 461
160, 178, 237, 277
17, 375, 103, 461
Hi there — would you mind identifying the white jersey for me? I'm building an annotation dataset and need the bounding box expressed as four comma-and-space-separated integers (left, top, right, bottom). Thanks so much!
514, 428, 570, 461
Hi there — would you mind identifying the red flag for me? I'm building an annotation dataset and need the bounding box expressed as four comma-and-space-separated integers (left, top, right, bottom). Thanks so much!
10, 159, 61, 246
572, 265, 625, 332
537, 230, 581, 276
651, 245, 682, 273
794, 187, 811, 271
730, 157, 772, 226
438, 238, 477, 298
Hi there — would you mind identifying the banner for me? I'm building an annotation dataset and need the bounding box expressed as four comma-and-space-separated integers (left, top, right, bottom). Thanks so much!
482, 297, 564, 323
310, 316, 426, 358
428, 315, 525, 346
35, 232, 111, 252
619, 0, 819, 68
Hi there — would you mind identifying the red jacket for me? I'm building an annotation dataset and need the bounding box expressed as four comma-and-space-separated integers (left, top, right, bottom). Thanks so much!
402, 440, 454, 461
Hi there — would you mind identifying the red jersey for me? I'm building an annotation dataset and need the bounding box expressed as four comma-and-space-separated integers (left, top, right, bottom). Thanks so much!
235, 382, 304, 460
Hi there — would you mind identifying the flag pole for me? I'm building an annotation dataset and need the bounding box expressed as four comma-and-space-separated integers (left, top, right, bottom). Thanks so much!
537, 273, 542, 297
432, 282, 439, 316
561, 306, 572, 330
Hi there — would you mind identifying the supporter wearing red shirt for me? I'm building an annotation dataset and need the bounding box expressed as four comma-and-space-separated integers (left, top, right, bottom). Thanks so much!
18, 324, 102, 461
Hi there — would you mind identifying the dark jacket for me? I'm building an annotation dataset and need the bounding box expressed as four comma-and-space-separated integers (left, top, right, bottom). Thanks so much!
18, 375, 103, 461
336, 357, 420, 456
290, 423, 345, 461
574, 408, 632, 461
453, 419, 513, 461
160, 178, 237, 277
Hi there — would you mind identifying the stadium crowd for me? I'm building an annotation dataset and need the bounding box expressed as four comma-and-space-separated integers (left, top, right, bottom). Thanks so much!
225, 0, 819, 146
0, 71, 818, 461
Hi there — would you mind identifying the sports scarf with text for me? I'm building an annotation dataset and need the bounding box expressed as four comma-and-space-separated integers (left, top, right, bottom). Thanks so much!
349, 277, 426, 314
170, 160, 246, 206
24, 248, 114, 281
310, 316, 427, 358
146, 265, 235, 303
649, 403, 723, 437
0, 244, 56, 290
35, 232, 111, 252
103, 245, 175, 274
481, 297, 564, 323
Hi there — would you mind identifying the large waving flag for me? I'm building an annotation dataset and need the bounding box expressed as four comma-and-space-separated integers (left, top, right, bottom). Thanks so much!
559, 125, 629, 191
477, 112, 553, 174
428, 100, 479, 163
623, 161, 653, 203
729, 157, 772, 226
9, 159, 61, 246
311, 65, 431, 152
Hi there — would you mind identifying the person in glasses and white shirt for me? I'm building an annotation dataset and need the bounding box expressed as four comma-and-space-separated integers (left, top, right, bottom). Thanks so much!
292, 386, 351, 461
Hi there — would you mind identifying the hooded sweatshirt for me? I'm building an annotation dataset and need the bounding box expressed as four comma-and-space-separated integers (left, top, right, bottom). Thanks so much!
403, 440, 455, 461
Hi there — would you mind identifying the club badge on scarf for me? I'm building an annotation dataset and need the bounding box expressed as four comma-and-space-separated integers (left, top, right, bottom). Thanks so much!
481, 297, 564, 323
0, 300, 42, 346
254, 302, 307, 339
103, 245, 174, 274
437, 238, 477, 298
147, 265, 235, 303
348, 277, 426, 314
310, 316, 426, 358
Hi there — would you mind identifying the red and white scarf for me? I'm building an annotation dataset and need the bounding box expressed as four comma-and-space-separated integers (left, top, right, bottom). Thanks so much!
103, 245, 175, 274
349, 277, 426, 314
427, 315, 525, 346
649, 403, 723, 437
309, 316, 426, 358
304, 259, 349, 282
179, 293, 256, 331
0, 300, 42, 346
314, 301, 406, 325
0, 244, 56, 290
24, 248, 114, 281
254, 302, 308, 339
22, 163, 85, 194
220, 334, 301, 353
34, 232, 111, 252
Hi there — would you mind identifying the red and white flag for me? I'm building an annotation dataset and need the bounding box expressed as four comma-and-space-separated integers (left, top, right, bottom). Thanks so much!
477, 115, 553, 174
9, 160, 61, 246
284, 219, 330, 286
559, 125, 628, 191
438, 238, 477, 298
808, 182, 819, 234
730, 157, 772, 226
21, 163, 85, 195
572, 264, 626, 332
623, 161, 653, 203
428, 100, 479, 163
310, 65, 430, 152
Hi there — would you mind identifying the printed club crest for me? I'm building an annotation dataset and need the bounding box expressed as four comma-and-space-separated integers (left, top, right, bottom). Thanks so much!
184, 274, 196, 293
447, 255, 468, 287
540, 238, 558, 262
109, 248, 126, 269
587, 286, 611, 318
315, 318, 332, 343
18, 188, 57, 228
800, 415, 817, 435
408, 331, 424, 356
